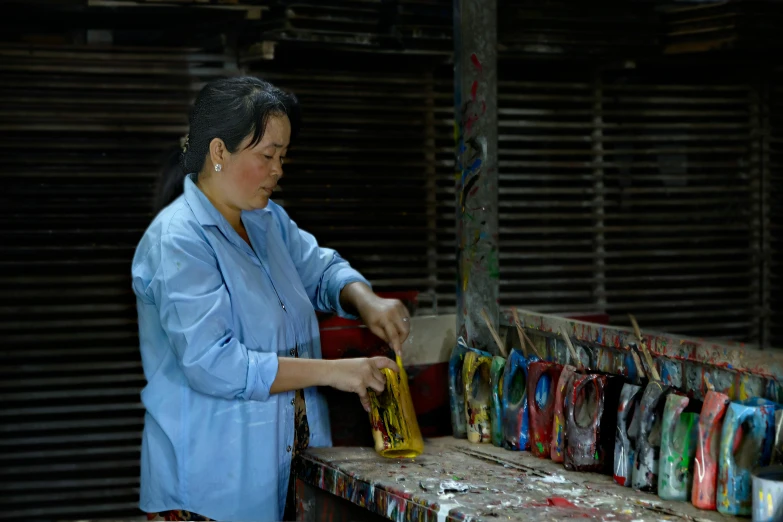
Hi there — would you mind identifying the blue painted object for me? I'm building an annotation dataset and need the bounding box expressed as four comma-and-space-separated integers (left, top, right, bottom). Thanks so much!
718, 398, 782, 516
622, 352, 639, 383
501, 348, 538, 451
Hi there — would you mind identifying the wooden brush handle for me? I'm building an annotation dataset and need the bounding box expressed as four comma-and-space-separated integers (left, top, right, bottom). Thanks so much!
559, 327, 584, 370
480, 308, 508, 358
628, 314, 660, 382
510, 307, 528, 358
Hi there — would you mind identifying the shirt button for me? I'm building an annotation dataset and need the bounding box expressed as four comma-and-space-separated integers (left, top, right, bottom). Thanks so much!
286, 445, 292, 452
291, 398, 295, 405
289, 349, 296, 356
281, 303, 286, 310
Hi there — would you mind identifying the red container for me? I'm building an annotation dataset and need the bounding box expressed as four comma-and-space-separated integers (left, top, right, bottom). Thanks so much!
692, 390, 731, 510
527, 361, 563, 458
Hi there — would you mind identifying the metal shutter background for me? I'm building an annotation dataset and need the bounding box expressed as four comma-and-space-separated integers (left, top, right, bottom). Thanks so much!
256, 0, 452, 55
435, 60, 771, 341
600, 67, 759, 340
770, 68, 782, 347
0, 44, 234, 520
494, 63, 601, 315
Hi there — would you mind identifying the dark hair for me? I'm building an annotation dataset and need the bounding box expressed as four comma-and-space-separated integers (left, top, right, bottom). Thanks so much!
154, 76, 301, 212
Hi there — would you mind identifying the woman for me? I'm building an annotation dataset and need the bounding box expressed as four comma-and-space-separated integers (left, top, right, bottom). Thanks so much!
132, 76, 411, 522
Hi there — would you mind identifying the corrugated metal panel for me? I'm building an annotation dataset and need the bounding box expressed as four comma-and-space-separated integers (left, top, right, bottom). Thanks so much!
661, 1, 783, 55
600, 69, 758, 340
0, 43, 234, 520
494, 65, 601, 315
498, 0, 660, 57
770, 68, 783, 347
435, 60, 766, 341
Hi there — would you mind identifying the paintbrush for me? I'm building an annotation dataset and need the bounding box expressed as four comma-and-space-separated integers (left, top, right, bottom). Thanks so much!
630, 349, 646, 383
510, 307, 528, 358
628, 314, 661, 382
559, 327, 584, 371
511, 307, 544, 359
480, 308, 509, 358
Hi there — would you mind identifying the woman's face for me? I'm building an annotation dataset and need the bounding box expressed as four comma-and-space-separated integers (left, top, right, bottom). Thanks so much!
218, 114, 291, 211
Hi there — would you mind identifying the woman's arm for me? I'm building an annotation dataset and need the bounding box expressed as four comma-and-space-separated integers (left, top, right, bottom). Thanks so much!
142, 231, 280, 402
274, 205, 368, 318
143, 230, 399, 407
274, 205, 412, 356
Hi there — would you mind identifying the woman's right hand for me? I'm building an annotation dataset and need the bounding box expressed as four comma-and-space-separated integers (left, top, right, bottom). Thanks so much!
325, 357, 399, 412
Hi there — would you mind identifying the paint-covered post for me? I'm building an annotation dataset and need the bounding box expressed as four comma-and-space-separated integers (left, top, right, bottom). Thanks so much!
453, 0, 499, 354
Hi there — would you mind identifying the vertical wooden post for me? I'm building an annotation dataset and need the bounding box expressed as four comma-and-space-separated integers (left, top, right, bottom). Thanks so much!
453, 0, 499, 354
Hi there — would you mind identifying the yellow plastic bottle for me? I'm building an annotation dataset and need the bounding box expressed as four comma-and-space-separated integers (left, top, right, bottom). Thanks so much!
368, 355, 425, 458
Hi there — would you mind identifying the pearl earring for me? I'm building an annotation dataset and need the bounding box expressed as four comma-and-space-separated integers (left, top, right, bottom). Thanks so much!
215, 164, 222, 172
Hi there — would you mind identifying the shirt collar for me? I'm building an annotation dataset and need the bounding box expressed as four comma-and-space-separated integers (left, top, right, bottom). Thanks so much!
183, 173, 273, 234
183, 174, 221, 226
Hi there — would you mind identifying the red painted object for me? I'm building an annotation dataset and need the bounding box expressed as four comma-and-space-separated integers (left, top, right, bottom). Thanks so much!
550, 365, 578, 463
527, 361, 563, 458
692, 390, 731, 511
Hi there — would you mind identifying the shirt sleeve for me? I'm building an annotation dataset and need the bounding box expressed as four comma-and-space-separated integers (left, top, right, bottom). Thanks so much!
278, 211, 370, 319
150, 231, 279, 401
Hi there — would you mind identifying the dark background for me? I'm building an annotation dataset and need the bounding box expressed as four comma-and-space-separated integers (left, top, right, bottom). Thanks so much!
1, 0, 782, 519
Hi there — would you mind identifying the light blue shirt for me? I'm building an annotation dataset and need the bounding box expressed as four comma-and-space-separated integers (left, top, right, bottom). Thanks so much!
131, 174, 369, 521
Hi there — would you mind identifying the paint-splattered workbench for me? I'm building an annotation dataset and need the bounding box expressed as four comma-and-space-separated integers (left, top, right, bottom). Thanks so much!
294, 437, 742, 522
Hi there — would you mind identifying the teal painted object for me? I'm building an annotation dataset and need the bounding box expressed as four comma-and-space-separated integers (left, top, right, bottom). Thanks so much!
658, 393, 699, 501
718, 398, 782, 516
501, 349, 538, 451
489, 356, 506, 447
